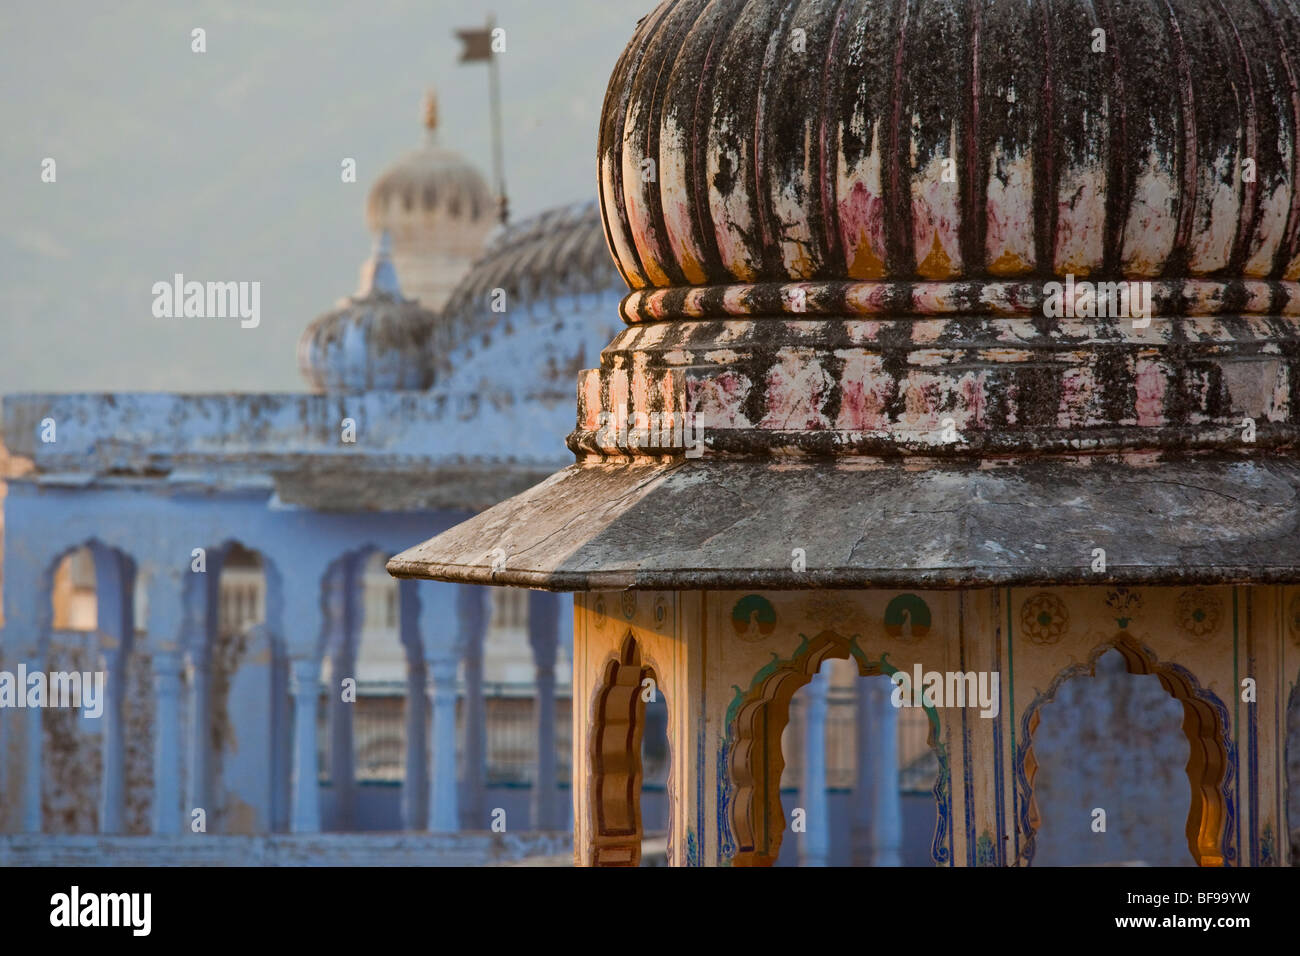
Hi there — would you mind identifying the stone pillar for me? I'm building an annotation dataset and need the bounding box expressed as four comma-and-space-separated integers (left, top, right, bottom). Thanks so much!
411, 580, 461, 833
799, 669, 831, 866
289, 656, 321, 833
325, 563, 358, 829
143, 565, 188, 836
184, 656, 209, 827
20, 648, 45, 834
398, 579, 427, 831
427, 655, 461, 832
151, 650, 185, 834
403, 656, 428, 830
559, 595, 575, 835
458, 585, 488, 829
3, 554, 53, 835
92, 546, 133, 835
183, 564, 218, 833
853, 675, 903, 866
570, 591, 700, 867
528, 590, 561, 829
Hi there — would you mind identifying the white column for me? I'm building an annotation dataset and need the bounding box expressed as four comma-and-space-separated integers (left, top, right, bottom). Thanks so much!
853, 675, 903, 866
414, 580, 461, 833
869, 677, 903, 866
151, 650, 185, 834
427, 654, 460, 832
289, 656, 321, 833
458, 585, 488, 829
799, 670, 831, 866
528, 590, 560, 830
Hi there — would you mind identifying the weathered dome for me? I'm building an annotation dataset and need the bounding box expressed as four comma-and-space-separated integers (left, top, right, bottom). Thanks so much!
601, 0, 1300, 317
298, 234, 437, 392
366, 91, 497, 310
576, 0, 1300, 461
434, 200, 623, 383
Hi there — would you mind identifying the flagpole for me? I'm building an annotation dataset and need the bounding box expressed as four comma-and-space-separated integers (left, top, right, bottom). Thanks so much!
487, 14, 507, 225
454, 15, 508, 225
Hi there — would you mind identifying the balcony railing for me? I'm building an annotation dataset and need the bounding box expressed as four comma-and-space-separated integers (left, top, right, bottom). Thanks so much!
318, 682, 936, 793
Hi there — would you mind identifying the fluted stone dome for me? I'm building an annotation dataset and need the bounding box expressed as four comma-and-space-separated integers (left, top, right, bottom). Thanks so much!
575, 0, 1300, 460
298, 234, 437, 392
366, 91, 497, 311
603, 0, 1300, 308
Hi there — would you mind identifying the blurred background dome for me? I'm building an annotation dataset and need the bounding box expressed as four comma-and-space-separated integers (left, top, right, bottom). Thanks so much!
433, 199, 624, 398
298, 232, 438, 392
365, 90, 497, 311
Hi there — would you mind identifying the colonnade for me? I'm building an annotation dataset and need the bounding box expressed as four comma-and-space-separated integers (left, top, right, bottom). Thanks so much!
1, 507, 569, 837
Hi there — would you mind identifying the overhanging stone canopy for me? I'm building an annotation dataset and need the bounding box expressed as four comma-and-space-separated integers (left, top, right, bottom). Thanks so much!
386, 457, 1300, 590
390, 0, 1300, 590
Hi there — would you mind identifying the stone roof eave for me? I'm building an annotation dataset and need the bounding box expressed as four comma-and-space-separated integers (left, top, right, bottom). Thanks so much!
386, 455, 1300, 591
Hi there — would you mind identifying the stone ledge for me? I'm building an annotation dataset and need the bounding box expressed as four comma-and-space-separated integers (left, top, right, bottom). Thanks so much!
0, 832, 573, 867
388, 455, 1300, 590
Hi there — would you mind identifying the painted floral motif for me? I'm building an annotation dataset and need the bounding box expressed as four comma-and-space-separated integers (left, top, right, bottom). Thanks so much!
1021, 593, 1069, 646
884, 593, 931, 643
1177, 588, 1222, 640
731, 594, 776, 641
653, 594, 669, 630
592, 595, 607, 628
620, 590, 637, 620
1104, 587, 1143, 629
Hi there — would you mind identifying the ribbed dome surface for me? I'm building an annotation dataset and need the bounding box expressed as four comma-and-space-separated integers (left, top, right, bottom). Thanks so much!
599, 0, 1300, 313
442, 200, 618, 324
367, 143, 494, 230
433, 199, 624, 388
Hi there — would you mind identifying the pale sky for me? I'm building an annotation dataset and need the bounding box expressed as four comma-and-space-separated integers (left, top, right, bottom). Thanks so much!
0, 0, 648, 393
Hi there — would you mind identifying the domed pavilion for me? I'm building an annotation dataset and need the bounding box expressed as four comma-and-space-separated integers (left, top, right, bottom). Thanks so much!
365, 91, 497, 311
391, 0, 1300, 867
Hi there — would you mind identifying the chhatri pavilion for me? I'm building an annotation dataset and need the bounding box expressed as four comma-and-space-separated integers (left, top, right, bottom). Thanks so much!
391, 0, 1300, 866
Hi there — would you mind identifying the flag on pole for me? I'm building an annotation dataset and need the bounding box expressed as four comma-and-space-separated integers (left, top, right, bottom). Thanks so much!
455, 26, 493, 63
455, 18, 508, 224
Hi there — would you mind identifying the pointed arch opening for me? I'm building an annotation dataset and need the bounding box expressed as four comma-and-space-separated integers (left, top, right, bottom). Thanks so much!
1016, 634, 1234, 867
209, 542, 286, 834
40, 541, 134, 834
726, 631, 949, 868
586, 632, 670, 866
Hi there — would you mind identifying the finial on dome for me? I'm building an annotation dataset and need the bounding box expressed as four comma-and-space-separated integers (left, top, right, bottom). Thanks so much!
358, 230, 403, 298
423, 88, 439, 140
298, 230, 437, 392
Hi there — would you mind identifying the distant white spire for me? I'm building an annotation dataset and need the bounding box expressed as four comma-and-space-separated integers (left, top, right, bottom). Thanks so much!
358, 230, 403, 299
